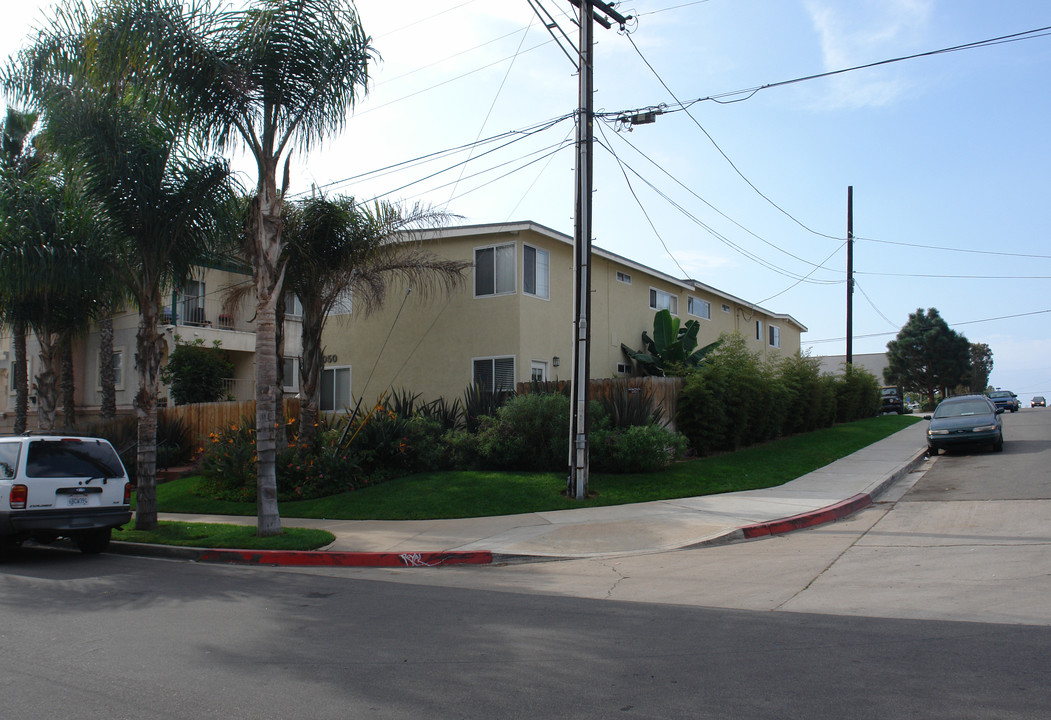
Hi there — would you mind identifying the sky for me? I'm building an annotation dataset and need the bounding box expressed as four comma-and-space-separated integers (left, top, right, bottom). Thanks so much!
3, 0, 1050, 400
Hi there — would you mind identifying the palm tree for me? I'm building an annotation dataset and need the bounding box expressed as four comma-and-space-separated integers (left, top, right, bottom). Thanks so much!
71, 0, 377, 535
0, 108, 40, 433
283, 198, 468, 447
4, 20, 238, 528
0, 166, 108, 431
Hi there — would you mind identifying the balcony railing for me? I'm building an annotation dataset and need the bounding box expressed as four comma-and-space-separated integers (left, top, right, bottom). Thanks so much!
164, 295, 255, 333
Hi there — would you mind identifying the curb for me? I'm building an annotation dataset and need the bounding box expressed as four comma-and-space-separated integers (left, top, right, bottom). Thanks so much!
738, 448, 928, 540
108, 541, 493, 567
740, 493, 873, 538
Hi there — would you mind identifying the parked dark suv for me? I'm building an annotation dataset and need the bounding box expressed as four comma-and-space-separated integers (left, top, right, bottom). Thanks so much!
880, 385, 906, 415
987, 390, 1020, 413
0, 435, 132, 554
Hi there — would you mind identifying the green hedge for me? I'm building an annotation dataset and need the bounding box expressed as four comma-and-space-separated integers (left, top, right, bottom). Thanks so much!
677, 333, 879, 456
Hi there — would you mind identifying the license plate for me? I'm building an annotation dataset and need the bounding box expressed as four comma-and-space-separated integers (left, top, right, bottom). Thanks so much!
66, 495, 90, 507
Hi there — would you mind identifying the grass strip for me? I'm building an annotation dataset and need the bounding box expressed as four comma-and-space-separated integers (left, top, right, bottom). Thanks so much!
113, 521, 335, 550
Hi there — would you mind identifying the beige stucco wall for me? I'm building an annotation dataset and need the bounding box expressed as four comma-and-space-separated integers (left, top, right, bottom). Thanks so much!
318, 223, 806, 405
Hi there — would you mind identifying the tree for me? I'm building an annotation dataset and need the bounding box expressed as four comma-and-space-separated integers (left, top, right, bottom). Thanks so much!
161, 337, 235, 405
79, 0, 377, 535
621, 309, 720, 376
4, 17, 239, 528
282, 197, 467, 447
0, 108, 40, 433
967, 342, 994, 393
884, 308, 970, 405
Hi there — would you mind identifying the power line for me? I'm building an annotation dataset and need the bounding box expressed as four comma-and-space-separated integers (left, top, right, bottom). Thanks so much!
621, 31, 843, 241
444, 13, 538, 207
595, 133, 842, 285
605, 124, 844, 274
603, 25, 1051, 118
856, 270, 1051, 280
805, 308, 1051, 344
294, 113, 574, 199
855, 235, 1051, 260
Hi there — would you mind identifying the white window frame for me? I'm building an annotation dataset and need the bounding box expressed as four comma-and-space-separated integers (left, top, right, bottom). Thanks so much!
649, 287, 678, 315
530, 360, 548, 382
284, 292, 304, 319
96, 348, 125, 392
474, 243, 516, 298
472, 356, 516, 393
687, 297, 711, 320
523, 244, 550, 300
320, 365, 352, 412
768, 324, 781, 349
755, 320, 763, 341
722, 303, 731, 314
616, 271, 632, 285
282, 357, 300, 393
616, 362, 633, 376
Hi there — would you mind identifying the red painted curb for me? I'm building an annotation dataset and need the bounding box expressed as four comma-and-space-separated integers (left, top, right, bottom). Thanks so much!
740, 493, 873, 539
197, 549, 493, 567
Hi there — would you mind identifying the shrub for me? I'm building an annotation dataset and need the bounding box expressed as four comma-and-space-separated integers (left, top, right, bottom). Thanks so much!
834, 365, 881, 423
476, 392, 571, 471
197, 418, 258, 501
160, 337, 235, 405
591, 423, 687, 473
596, 382, 663, 429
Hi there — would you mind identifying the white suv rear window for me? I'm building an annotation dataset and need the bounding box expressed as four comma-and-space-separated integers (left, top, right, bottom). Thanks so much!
25, 440, 125, 479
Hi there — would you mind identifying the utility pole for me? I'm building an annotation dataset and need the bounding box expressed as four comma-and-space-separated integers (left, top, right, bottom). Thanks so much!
846, 186, 854, 365
567, 0, 629, 501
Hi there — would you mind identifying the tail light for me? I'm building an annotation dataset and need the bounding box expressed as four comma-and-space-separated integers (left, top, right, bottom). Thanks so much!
10, 484, 28, 509
123, 482, 132, 504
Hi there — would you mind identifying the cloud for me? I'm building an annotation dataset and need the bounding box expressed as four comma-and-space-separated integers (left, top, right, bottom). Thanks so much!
804, 0, 933, 109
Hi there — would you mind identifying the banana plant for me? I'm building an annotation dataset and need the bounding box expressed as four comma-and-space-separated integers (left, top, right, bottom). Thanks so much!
621, 309, 720, 376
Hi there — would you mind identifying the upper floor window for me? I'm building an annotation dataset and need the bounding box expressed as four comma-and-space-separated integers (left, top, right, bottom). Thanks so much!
649, 288, 678, 315
523, 245, 550, 299
284, 292, 304, 318
688, 297, 711, 319
768, 325, 781, 348
755, 320, 763, 341
616, 271, 632, 284
329, 289, 353, 316
475, 243, 515, 297
722, 303, 731, 313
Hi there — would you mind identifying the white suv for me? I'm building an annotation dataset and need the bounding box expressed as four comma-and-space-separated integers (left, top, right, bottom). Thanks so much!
0, 435, 132, 554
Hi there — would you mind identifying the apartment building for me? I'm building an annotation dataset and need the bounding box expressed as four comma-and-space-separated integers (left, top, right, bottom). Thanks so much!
0, 220, 805, 421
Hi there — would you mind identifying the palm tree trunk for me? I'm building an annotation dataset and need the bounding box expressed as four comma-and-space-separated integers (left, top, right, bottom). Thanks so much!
13, 319, 28, 434
298, 306, 324, 449
133, 298, 164, 530
251, 179, 284, 537
35, 332, 60, 432
61, 333, 75, 428
99, 312, 116, 419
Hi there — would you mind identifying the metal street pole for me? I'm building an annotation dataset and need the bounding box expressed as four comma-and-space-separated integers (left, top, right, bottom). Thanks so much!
846, 186, 854, 365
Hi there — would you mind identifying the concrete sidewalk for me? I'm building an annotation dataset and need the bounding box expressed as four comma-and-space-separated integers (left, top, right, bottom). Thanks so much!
114, 422, 930, 567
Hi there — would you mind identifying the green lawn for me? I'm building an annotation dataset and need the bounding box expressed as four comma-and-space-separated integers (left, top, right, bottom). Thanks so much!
151, 415, 921, 521
113, 521, 335, 550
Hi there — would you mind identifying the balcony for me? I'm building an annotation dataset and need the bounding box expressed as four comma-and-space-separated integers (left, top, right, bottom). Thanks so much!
165, 295, 255, 333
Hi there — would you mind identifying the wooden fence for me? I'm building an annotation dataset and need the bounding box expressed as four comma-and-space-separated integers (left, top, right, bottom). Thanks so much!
160, 397, 301, 444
